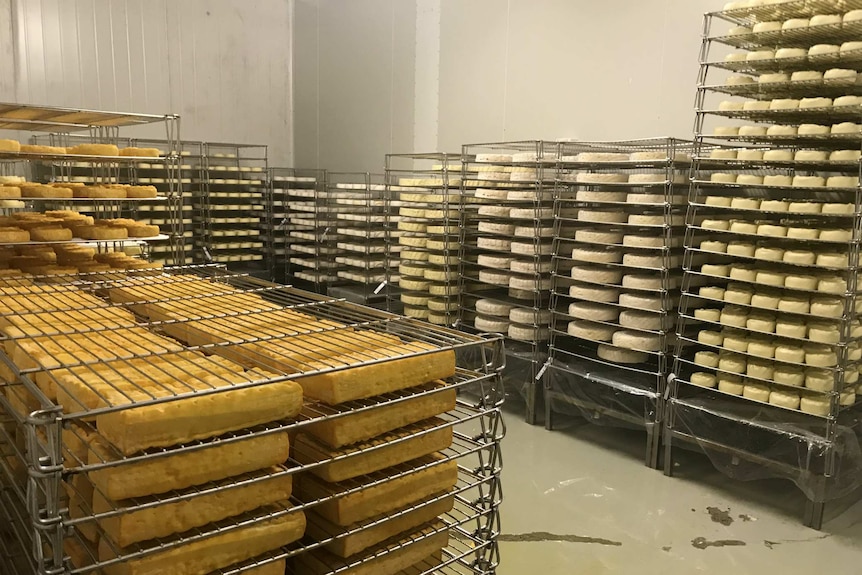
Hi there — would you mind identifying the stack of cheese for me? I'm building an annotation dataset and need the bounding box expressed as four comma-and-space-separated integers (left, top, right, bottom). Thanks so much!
105, 274, 460, 574
0, 210, 161, 244
556, 148, 689, 366
0, 139, 161, 158
0, 281, 305, 575
469, 151, 557, 342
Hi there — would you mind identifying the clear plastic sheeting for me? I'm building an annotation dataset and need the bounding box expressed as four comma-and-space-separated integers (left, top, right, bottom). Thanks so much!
666, 395, 862, 504
501, 344, 547, 418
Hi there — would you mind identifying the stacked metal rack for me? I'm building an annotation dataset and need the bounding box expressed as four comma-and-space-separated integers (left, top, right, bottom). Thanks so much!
269, 168, 328, 287
194, 143, 269, 277
0, 264, 504, 575
385, 154, 466, 326
546, 138, 694, 468
459, 141, 557, 425
668, 1, 862, 528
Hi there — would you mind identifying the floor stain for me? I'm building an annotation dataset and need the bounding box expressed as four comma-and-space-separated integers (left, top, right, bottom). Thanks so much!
739, 514, 755, 522
499, 532, 623, 546
707, 506, 734, 526
764, 534, 831, 549
691, 537, 746, 550
662, 546, 672, 552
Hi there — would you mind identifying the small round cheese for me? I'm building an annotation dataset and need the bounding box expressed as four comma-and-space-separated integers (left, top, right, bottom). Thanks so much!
479, 269, 512, 286
816, 252, 849, 267
833, 95, 862, 107
747, 360, 775, 381
702, 219, 731, 231
757, 224, 787, 236
511, 259, 552, 274
792, 175, 826, 187
805, 369, 834, 392
841, 41, 862, 53
729, 24, 753, 35
724, 284, 754, 305
477, 237, 511, 251
766, 125, 798, 136
700, 286, 727, 301
575, 229, 624, 244
808, 323, 840, 344
826, 176, 859, 188
783, 249, 816, 264
577, 189, 628, 202
791, 71, 823, 82
576, 173, 628, 184
510, 307, 551, 325
698, 330, 724, 346
782, 18, 809, 29
623, 235, 666, 248
756, 270, 785, 286
770, 98, 800, 110
701, 264, 730, 277
786, 227, 820, 240
798, 124, 830, 135
810, 297, 843, 318
568, 320, 616, 341
795, 149, 828, 161
760, 72, 790, 84
622, 274, 669, 289
739, 126, 768, 136
718, 375, 745, 396
478, 254, 514, 269
736, 174, 765, 186
711, 172, 737, 183
619, 293, 664, 311
597, 344, 648, 364
694, 351, 720, 368
619, 309, 666, 330
832, 121, 861, 134
579, 209, 628, 224
727, 242, 756, 257
695, 308, 722, 322
720, 306, 749, 328
776, 344, 806, 364
775, 47, 807, 59
778, 296, 810, 313
705, 196, 732, 208
701, 240, 728, 253
569, 283, 620, 303
799, 97, 833, 109
831, 149, 862, 161
748, 340, 776, 358
724, 334, 749, 352
805, 345, 839, 367
748, 50, 775, 61
691, 372, 717, 388
508, 324, 551, 342
730, 266, 757, 281
729, 221, 759, 234
751, 292, 780, 309
475, 315, 510, 333
775, 320, 807, 339
719, 353, 747, 374
612, 329, 662, 352
747, 313, 776, 332
572, 246, 623, 263
512, 241, 553, 256
730, 197, 761, 209
710, 148, 738, 159
478, 221, 516, 235
510, 275, 552, 291
817, 276, 846, 294
788, 202, 821, 214
800, 396, 831, 416
755, 246, 785, 261
769, 390, 801, 409
476, 299, 516, 317
841, 390, 856, 406
763, 150, 794, 161
569, 302, 619, 322
743, 101, 771, 111
809, 43, 840, 57
774, 366, 804, 387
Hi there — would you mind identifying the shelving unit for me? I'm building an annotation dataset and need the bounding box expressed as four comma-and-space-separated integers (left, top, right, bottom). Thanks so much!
194, 143, 269, 278
546, 138, 694, 468
0, 265, 504, 575
269, 168, 327, 287
459, 141, 557, 425
667, 2, 862, 529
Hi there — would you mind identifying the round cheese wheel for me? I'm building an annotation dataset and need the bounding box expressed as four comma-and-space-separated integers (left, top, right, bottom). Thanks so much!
818, 229, 852, 242
747, 313, 776, 332
766, 125, 798, 136
724, 285, 754, 305
791, 71, 823, 83
400, 263, 429, 278
748, 50, 775, 62
424, 268, 458, 282
727, 242, 756, 257
401, 250, 430, 262
479, 269, 511, 286
816, 252, 848, 267
774, 366, 804, 387
770, 98, 799, 110
760, 72, 790, 84
577, 189, 627, 202
833, 95, 862, 107
700, 286, 726, 300
509, 324, 550, 341
476, 299, 516, 317
799, 97, 832, 109
743, 382, 772, 402
727, 266, 755, 282
710, 173, 737, 184
831, 149, 862, 161
572, 265, 623, 285
753, 20, 781, 33
718, 375, 745, 396
757, 224, 787, 238
817, 276, 846, 294
808, 323, 840, 344
846, 370, 860, 384
805, 369, 834, 392
822, 203, 854, 215
762, 177, 792, 188
575, 229, 624, 244
763, 150, 794, 161
769, 390, 801, 409
784, 249, 816, 264
571, 246, 622, 263
621, 274, 671, 289
691, 372, 718, 388
698, 330, 724, 346
477, 254, 513, 269
568, 320, 616, 341
841, 390, 856, 406
826, 176, 859, 188
569, 283, 620, 302
597, 344, 648, 364
477, 237, 511, 251
622, 252, 672, 268
747, 360, 775, 380
619, 309, 667, 330
478, 221, 516, 235
404, 306, 431, 319
806, 345, 838, 366
719, 353, 747, 374
705, 196, 733, 207
612, 329, 662, 351
400, 236, 428, 248
569, 302, 618, 322
729, 221, 758, 234
576, 173, 628, 184
739, 126, 768, 136
736, 175, 765, 186
726, 336, 750, 353
720, 307, 749, 327
624, 235, 667, 249
695, 308, 722, 322
795, 150, 828, 162
793, 175, 826, 187
755, 270, 785, 286
702, 219, 730, 231
825, 69, 858, 82
695, 351, 720, 368
786, 227, 819, 239
748, 340, 776, 358
775, 319, 807, 339
579, 210, 628, 224
399, 221, 427, 233
701, 240, 728, 253
618, 292, 665, 311
800, 396, 831, 416
710, 149, 738, 159
798, 124, 830, 135
400, 277, 431, 291
715, 126, 741, 136
775, 47, 806, 59
730, 197, 761, 210
475, 315, 511, 333
511, 241, 552, 256
751, 292, 780, 309
510, 307, 551, 325
811, 297, 843, 318
511, 259, 552, 274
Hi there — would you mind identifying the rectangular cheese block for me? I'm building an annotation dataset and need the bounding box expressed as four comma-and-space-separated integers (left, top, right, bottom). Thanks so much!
93, 466, 293, 547
306, 493, 454, 557
302, 382, 457, 448
0, 307, 138, 338
98, 503, 305, 575
297, 455, 458, 526
88, 431, 290, 500
68, 475, 98, 543
294, 418, 453, 482
296, 522, 449, 575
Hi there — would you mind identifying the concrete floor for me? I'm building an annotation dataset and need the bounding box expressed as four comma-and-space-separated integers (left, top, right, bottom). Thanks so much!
496, 404, 862, 575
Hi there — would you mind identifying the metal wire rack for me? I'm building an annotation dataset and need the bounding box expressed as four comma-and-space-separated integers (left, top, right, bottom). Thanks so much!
546, 137, 696, 468
667, 7, 862, 529
0, 263, 504, 574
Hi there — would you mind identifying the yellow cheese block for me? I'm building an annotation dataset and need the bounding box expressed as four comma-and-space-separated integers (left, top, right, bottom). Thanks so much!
297, 455, 458, 526
0, 307, 137, 338
306, 493, 454, 557
93, 466, 293, 547
98, 503, 306, 575
302, 382, 456, 448
87, 431, 290, 500
296, 522, 449, 575
294, 418, 453, 482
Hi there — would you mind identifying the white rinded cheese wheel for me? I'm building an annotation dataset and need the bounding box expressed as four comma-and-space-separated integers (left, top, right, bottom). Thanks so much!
400, 263, 429, 277
777, 296, 810, 313
753, 18, 781, 31
475, 314, 511, 333
695, 351, 720, 368
511, 241, 552, 255
405, 306, 431, 319
477, 171, 510, 181
577, 189, 627, 202
847, 370, 860, 384
766, 125, 798, 136
793, 175, 826, 187
698, 330, 724, 346
710, 173, 737, 183
399, 221, 427, 232
720, 306, 749, 327
700, 286, 726, 300
748, 49, 776, 61
624, 235, 667, 248
826, 176, 859, 188
718, 99, 744, 111
755, 246, 785, 262
811, 297, 843, 318
579, 209, 628, 223
510, 307, 551, 324
845, 10, 862, 22
736, 174, 765, 185
775, 319, 807, 339
783, 249, 816, 264
747, 313, 776, 332
570, 283, 620, 302
730, 266, 757, 281
478, 254, 514, 269
710, 149, 738, 159
724, 335, 749, 352
569, 302, 618, 322
748, 340, 776, 358
830, 149, 862, 161
509, 287, 535, 299
798, 124, 830, 135
597, 344, 648, 364
400, 236, 428, 248
479, 269, 511, 286
424, 268, 458, 281
789, 202, 822, 215
478, 205, 511, 217
475, 188, 509, 200
729, 221, 758, 234
816, 252, 849, 267
776, 47, 807, 59
428, 311, 452, 325
628, 173, 671, 184
834, 94, 862, 106
760, 199, 790, 212
628, 214, 683, 225
730, 197, 761, 210
809, 42, 839, 56
612, 329, 662, 351
822, 203, 854, 215
400, 207, 426, 218
705, 196, 733, 207
695, 308, 721, 322
701, 264, 730, 277
401, 292, 431, 306
739, 125, 768, 136
620, 274, 668, 290
511, 259, 552, 274
756, 270, 785, 286
795, 150, 829, 162
576, 173, 629, 184
727, 242, 756, 257
714, 126, 740, 136
568, 320, 616, 341
691, 372, 718, 388
786, 227, 819, 240
701, 240, 728, 253
477, 237, 511, 251
763, 149, 794, 161
774, 366, 804, 386
736, 149, 764, 161
800, 396, 831, 416
817, 276, 846, 294
572, 246, 622, 263
751, 292, 780, 309
799, 97, 833, 110
510, 275, 551, 291
848, 344, 862, 361
719, 353, 747, 374
808, 323, 840, 344
747, 360, 775, 380
575, 229, 624, 244
841, 390, 857, 406
510, 207, 554, 219
622, 252, 672, 268
770, 98, 799, 110
770, 390, 801, 409
760, 72, 789, 84
718, 374, 745, 396
573, 265, 623, 285
724, 285, 754, 304
627, 193, 686, 205
576, 152, 629, 162
429, 284, 457, 297
426, 239, 460, 251
476, 298, 516, 317
825, 69, 858, 82
743, 383, 771, 402
428, 298, 458, 312
429, 254, 459, 265
757, 224, 787, 237
805, 345, 838, 367
702, 219, 731, 231
478, 221, 516, 236
805, 369, 834, 392
400, 277, 431, 291
508, 324, 550, 341
791, 70, 823, 82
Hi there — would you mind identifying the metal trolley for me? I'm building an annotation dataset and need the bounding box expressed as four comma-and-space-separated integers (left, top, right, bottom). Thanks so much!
0, 265, 504, 575
667, 1, 862, 528
546, 138, 695, 468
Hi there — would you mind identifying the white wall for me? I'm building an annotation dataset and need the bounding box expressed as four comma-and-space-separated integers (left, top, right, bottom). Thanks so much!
0, 0, 293, 165
294, 0, 719, 171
